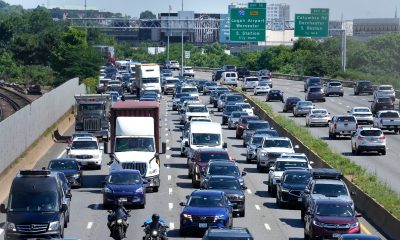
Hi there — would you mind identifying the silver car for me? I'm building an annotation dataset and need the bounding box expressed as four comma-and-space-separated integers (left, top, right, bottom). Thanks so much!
293, 101, 314, 117
246, 134, 270, 163
324, 81, 344, 97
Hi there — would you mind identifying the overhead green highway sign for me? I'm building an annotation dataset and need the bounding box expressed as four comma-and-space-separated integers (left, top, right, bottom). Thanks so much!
248, 2, 266, 9
230, 8, 266, 42
294, 13, 329, 37
311, 8, 329, 15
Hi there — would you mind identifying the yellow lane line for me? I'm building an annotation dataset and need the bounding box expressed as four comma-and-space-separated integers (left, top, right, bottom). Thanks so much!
360, 223, 372, 235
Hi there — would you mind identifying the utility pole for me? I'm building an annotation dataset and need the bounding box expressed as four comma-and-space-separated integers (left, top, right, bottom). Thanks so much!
181, 0, 184, 76
340, 14, 346, 72
167, 5, 171, 62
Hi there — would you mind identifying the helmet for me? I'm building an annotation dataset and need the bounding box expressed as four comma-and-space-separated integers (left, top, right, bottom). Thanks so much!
152, 213, 160, 222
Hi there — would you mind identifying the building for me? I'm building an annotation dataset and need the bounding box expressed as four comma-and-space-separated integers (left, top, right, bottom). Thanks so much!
353, 18, 400, 40
266, 3, 290, 22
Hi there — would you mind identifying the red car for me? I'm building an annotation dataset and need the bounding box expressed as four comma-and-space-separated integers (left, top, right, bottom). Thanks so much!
235, 115, 260, 139
188, 148, 231, 188
304, 199, 361, 240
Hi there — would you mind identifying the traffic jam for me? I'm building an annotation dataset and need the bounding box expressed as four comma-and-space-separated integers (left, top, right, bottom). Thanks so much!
0, 59, 388, 240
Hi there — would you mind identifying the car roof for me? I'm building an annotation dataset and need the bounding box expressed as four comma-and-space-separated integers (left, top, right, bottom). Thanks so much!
275, 158, 308, 163
110, 169, 141, 175
191, 190, 224, 196
73, 137, 97, 141
197, 148, 228, 153
205, 228, 252, 237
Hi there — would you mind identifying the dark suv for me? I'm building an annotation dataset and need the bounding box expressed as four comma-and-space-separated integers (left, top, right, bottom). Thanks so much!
354, 80, 373, 95
237, 67, 250, 79
1, 170, 70, 239
304, 77, 322, 92
371, 97, 394, 114
276, 169, 311, 208
222, 104, 242, 125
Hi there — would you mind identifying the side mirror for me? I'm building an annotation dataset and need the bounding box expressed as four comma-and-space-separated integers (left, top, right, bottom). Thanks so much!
179, 202, 186, 206
242, 186, 248, 190
180, 136, 183, 139
270, 166, 275, 171
310, 161, 314, 165
142, 179, 149, 185
61, 204, 68, 212
210, 110, 214, 114
0, 204, 7, 213
305, 209, 311, 215
121, 95, 125, 101
294, 145, 300, 149
252, 107, 254, 109
241, 171, 247, 176
244, 99, 248, 102
223, 142, 228, 148
304, 189, 310, 194
355, 212, 362, 217
185, 142, 189, 147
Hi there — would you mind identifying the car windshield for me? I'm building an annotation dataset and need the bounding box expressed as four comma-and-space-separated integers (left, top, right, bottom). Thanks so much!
275, 161, 308, 171
337, 116, 356, 122
208, 165, 239, 176
259, 82, 269, 86
316, 204, 354, 217
175, 93, 189, 99
299, 101, 312, 106
360, 130, 382, 136
283, 173, 310, 184
188, 106, 207, 112
358, 81, 371, 86
380, 111, 399, 117
208, 178, 240, 190
309, 87, 322, 92
231, 112, 248, 118
199, 152, 229, 162
166, 80, 179, 84
9, 191, 59, 212
309, 78, 320, 84
142, 78, 159, 84
250, 136, 264, 145
115, 137, 155, 152
192, 133, 221, 146
354, 108, 370, 113
329, 82, 341, 86
49, 161, 78, 170
71, 140, 98, 150
226, 95, 244, 102
246, 78, 258, 82
263, 139, 292, 148
182, 88, 197, 93
312, 110, 327, 115
241, 116, 259, 123
187, 195, 225, 207
287, 98, 301, 103
313, 183, 348, 196
255, 130, 279, 137
377, 97, 392, 103
248, 122, 269, 130
226, 105, 242, 112
79, 103, 103, 111
107, 173, 142, 185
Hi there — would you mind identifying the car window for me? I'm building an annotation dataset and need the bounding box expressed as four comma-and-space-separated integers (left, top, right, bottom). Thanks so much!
49, 161, 78, 170
380, 111, 399, 117
360, 130, 382, 136
379, 86, 393, 90
337, 116, 356, 122
283, 173, 309, 184
353, 108, 370, 113
107, 173, 142, 185
209, 165, 239, 176
248, 122, 269, 130
71, 141, 98, 150
316, 204, 353, 217
311, 110, 327, 115
329, 82, 341, 86
187, 195, 224, 207
199, 152, 229, 162
208, 178, 240, 190
309, 87, 322, 92
263, 139, 292, 148
377, 97, 392, 103
188, 106, 207, 112
250, 136, 264, 145
312, 183, 348, 196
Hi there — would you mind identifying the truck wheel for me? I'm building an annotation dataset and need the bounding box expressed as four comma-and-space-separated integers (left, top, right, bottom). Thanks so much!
381, 149, 386, 155
180, 151, 184, 157
152, 187, 159, 192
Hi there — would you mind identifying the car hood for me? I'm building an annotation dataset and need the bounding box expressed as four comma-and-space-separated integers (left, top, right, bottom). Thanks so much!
183, 206, 227, 216
51, 169, 79, 177
69, 149, 99, 155
114, 151, 155, 163
265, 147, 294, 153
219, 189, 243, 196
281, 183, 307, 190
7, 211, 60, 224
107, 183, 142, 193
315, 215, 357, 225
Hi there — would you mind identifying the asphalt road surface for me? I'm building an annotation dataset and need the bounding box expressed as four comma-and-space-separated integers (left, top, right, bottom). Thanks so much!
0, 72, 387, 239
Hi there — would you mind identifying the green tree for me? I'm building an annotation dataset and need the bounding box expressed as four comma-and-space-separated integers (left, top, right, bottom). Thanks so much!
139, 10, 156, 19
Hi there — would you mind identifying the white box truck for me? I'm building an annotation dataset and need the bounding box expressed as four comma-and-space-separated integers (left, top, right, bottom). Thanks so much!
135, 63, 161, 97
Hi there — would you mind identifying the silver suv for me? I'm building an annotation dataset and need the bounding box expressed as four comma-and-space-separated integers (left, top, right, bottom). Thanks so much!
324, 81, 344, 97
351, 127, 386, 155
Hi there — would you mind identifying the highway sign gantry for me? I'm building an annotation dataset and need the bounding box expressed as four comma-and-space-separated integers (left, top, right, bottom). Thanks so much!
294, 13, 329, 37
230, 7, 266, 42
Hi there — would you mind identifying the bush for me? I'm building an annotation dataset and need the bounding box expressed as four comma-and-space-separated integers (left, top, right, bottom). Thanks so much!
81, 77, 97, 94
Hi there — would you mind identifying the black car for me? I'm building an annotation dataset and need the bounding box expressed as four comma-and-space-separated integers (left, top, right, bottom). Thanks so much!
222, 104, 243, 125
212, 69, 225, 81
48, 158, 83, 188
276, 169, 311, 208
202, 160, 247, 187
354, 80, 373, 95
266, 89, 284, 102
201, 175, 246, 217
27, 84, 42, 95
1, 170, 70, 239
196, 80, 208, 92
202, 227, 254, 240
237, 67, 250, 79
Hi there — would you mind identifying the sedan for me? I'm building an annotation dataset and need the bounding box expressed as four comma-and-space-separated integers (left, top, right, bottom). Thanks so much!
254, 81, 271, 95
102, 169, 147, 209
179, 190, 233, 236
348, 107, 374, 125
282, 97, 301, 113
228, 111, 248, 129
305, 109, 330, 127
48, 158, 83, 188
266, 89, 284, 102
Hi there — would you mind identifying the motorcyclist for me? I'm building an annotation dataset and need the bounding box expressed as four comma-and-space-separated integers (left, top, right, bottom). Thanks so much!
107, 200, 130, 238
142, 214, 168, 240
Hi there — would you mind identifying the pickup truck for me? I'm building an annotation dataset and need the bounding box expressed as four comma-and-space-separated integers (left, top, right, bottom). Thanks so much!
373, 110, 400, 133
328, 115, 357, 139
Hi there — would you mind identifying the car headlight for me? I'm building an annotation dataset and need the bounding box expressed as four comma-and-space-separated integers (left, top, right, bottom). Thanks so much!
48, 221, 60, 231
214, 214, 226, 221
239, 195, 244, 200
349, 222, 359, 228
73, 173, 80, 178
281, 187, 289, 192
6, 222, 16, 231
135, 187, 143, 193
312, 220, 324, 227
117, 219, 123, 224
182, 213, 192, 220
261, 152, 268, 157
103, 187, 112, 193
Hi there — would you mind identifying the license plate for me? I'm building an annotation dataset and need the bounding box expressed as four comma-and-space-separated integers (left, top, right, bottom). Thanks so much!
199, 223, 208, 228
332, 233, 341, 238
80, 162, 88, 165
273, 94, 277, 96
119, 197, 127, 202
383, 106, 388, 109
298, 198, 302, 202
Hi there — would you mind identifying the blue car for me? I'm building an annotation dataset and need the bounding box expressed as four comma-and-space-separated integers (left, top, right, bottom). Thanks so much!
102, 170, 147, 209
179, 190, 233, 236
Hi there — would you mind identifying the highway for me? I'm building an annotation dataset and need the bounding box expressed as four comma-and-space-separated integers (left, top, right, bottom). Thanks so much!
0, 70, 387, 239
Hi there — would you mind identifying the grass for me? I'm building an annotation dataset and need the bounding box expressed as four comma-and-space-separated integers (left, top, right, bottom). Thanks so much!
239, 90, 400, 219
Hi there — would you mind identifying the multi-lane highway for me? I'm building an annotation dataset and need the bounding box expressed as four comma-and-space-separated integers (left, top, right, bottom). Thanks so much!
0, 70, 388, 239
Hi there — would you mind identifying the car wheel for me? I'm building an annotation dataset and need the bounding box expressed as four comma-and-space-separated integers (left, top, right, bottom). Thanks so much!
152, 186, 159, 192
355, 145, 360, 154
351, 145, 355, 154
301, 209, 305, 223
267, 183, 272, 192
236, 133, 240, 139
381, 149, 386, 155
304, 231, 310, 240
254, 92, 257, 95
188, 169, 192, 178
97, 165, 101, 170
64, 219, 68, 228
306, 121, 309, 127
180, 151, 185, 157
239, 210, 245, 217
276, 196, 283, 208
242, 142, 246, 147
328, 132, 332, 139
256, 161, 260, 170
218, 108, 221, 112
246, 155, 251, 163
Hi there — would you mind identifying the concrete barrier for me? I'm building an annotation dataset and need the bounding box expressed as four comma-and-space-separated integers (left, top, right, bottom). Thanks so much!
238, 90, 400, 240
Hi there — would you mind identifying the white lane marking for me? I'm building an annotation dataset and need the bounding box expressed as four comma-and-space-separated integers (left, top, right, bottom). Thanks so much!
168, 203, 173, 211
362, 98, 367, 101
338, 102, 342, 105
169, 222, 175, 230
165, 128, 169, 131
168, 175, 171, 181
165, 123, 168, 126
255, 204, 261, 210
57, 149, 66, 159
169, 188, 173, 195
165, 133, 169, 136
166, 139, 170, 143
246, 189, 252, 194
166, 165, 170, 169
167, 146, 171, 150
87, 222, 93, 229
166, 155, 171, 159
164, 118, 167, 121
346, 106, 350, 108
0, 229, 3, 235
264, 223, 271, 231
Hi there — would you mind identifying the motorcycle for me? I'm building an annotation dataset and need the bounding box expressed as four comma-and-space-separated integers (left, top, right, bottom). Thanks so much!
142, 220, 169, 240
108, 207, 131, 240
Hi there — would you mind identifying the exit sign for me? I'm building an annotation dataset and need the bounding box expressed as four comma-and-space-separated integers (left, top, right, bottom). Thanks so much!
311, 8, 329, 15
248, 3, 266, 9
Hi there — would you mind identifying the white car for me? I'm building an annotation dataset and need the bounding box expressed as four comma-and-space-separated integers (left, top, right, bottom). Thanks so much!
351, 127, 386, 155
181, 104, 211, 124
242, 77, 259, 91
268, 158, 312, 196
256, 137, 295, 172
183, 66, 195, 77
67, 137, 103, 169
235, 102, 254, 115
166, 60, 180, 70
254, 81, 271, 95
221, 72, 238, 86
347, 107, 374, 125
374, 85, 395, 101
305, 109, 330, 127
180, 86, 199, 99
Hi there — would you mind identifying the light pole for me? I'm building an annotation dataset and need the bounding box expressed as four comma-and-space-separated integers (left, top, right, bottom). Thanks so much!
167, 6, 171, 62
181, 0, 184, 76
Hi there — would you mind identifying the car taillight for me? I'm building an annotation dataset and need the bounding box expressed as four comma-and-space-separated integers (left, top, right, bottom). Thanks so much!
379, 135, 385, 140
357, 136, 364, 140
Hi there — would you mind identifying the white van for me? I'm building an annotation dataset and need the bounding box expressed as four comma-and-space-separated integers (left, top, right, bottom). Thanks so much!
221, 72, 238, 86
180, 122, 226, 157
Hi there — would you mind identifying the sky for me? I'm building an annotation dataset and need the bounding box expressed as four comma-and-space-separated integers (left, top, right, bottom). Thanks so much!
4, 0, 400, 20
